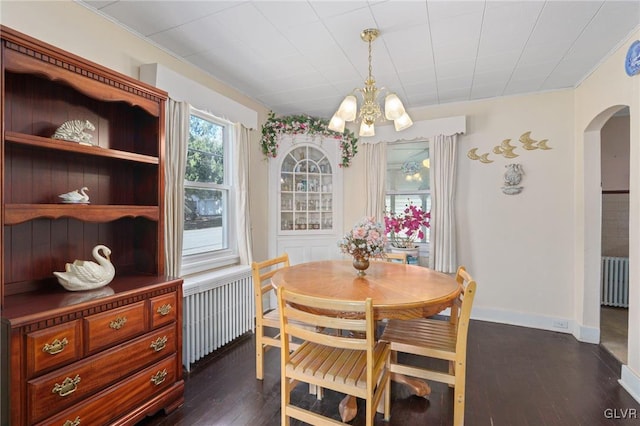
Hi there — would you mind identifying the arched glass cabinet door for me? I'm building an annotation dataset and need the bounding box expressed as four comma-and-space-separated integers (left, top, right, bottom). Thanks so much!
279, 145, 333, 233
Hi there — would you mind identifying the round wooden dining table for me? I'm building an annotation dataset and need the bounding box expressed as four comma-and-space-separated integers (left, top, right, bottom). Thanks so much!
271, 259, 461, 320
271, 259, 462, 422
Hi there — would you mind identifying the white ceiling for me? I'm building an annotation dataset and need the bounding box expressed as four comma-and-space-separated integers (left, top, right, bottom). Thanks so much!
79, 0, 640, 120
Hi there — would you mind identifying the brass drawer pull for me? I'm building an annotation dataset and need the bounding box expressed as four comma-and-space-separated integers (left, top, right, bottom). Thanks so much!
150, 336, 168, 352
157, 304, 172, 316
42, 337, 68, 355
52, 375, 81, 397
150, 369, 167, 386
109, 316, 127, 330
63, 416, 81, 426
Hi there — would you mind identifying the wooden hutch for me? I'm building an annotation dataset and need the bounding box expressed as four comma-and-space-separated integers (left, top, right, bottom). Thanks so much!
0, 26, 184, 424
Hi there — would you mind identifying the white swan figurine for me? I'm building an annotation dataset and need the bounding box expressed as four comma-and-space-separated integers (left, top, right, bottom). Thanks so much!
54, 245, 115, 291
58, 187, 89, 204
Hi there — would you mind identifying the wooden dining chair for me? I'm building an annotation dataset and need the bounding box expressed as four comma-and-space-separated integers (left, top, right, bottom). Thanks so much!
278, 286, 391, 425
380, 266, 477, 426
251, 253, 291, 380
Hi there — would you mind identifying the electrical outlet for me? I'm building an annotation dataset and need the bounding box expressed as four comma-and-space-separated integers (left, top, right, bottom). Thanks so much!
553, 320, 569, 329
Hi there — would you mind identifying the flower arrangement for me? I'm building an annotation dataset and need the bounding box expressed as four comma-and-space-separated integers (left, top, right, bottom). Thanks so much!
338, 217, 387, 260
384, 203, 431, 248
260, 111, 359, 167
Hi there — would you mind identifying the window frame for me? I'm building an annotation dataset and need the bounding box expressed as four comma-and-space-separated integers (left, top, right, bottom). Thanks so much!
181, 107, 238, 276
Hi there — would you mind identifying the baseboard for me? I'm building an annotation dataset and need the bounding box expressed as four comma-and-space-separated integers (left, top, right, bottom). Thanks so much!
575, 324, 600, 344
620, 365, 640, 404
471, 306, 598, 343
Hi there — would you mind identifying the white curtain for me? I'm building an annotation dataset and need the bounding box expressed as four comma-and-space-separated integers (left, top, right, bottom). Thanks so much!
234, 123, 254, 265
429, 133, 458, 273
363, 141, 387, 221
164, 99, 190, 278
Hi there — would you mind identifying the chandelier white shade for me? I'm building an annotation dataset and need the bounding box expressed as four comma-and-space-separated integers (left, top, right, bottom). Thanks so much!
328, 28, 412, 137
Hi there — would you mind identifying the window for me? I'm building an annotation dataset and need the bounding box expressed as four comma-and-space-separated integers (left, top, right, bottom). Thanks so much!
385, 141, 431, 244
182, 108, 236, 273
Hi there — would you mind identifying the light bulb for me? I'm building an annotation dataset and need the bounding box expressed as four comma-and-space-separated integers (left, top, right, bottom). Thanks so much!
336, 95, 357, 121
328, 113, 345, 133
384, 93, 406, 120
394, 112, 413, 132
359, 121, 375, 137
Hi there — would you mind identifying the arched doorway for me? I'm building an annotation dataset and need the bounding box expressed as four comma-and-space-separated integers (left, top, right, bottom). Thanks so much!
582, 105, 630, 364
599, 107, 630, 363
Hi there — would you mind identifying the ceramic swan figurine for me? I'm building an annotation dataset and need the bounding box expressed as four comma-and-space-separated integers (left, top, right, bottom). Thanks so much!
58, 187, 89, 204
54, 245, 115, 291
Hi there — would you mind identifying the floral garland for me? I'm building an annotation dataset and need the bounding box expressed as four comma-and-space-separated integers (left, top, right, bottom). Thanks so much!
260, 111, 359, 167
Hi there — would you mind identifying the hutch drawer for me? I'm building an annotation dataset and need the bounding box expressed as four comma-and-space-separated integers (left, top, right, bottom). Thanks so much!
83, 301, 147, 354
26, 320, 82, 378
34, 355, 178, 426
151, 291, 177, 328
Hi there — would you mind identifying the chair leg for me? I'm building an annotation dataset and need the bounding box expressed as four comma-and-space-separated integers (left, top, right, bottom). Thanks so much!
365, 395, 373, 426
282, 372, 290, 426
255, 338, 264, 380
384, 358, 391, 421
453, 361, 466, 426
453, 390, 464, 426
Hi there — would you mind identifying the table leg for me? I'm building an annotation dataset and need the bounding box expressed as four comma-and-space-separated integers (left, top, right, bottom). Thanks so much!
391, 373, 431, 397
339, 395, 357, 422
388, 349, 431, 397
339, 373, 430, 422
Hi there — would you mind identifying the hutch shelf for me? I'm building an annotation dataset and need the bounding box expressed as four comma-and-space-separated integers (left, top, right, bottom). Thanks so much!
1, 26, 184, 425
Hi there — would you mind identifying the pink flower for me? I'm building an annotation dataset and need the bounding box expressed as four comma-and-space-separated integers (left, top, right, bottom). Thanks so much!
353, 227, 367, 239
384, 202, 430, 248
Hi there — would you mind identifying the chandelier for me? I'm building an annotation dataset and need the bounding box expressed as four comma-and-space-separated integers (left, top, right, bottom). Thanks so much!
328, 28, 413, 137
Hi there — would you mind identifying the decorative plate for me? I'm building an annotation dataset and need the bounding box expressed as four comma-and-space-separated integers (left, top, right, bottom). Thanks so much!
625, 40, 640, 77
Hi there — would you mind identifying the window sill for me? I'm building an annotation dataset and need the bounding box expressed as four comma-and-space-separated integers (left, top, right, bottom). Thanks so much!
181, 251, 239, 277
182, 264, 251, 296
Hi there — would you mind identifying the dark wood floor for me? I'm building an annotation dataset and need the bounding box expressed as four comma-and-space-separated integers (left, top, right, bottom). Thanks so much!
138, 320, 639, 425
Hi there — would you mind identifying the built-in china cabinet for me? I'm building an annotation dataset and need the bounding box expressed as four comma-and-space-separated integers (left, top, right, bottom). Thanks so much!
268, 135, 343, 265
0, 26, 184, 425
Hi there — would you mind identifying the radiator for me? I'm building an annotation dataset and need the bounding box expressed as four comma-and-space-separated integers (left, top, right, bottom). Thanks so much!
182, 266, 254, 371
601, 256, 629, 308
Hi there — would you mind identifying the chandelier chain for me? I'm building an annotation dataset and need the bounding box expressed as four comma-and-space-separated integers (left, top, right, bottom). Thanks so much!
368, 35, 373, 82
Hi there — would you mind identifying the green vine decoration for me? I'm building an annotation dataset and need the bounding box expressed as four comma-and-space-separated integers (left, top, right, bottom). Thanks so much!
260, 111, 359, 167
